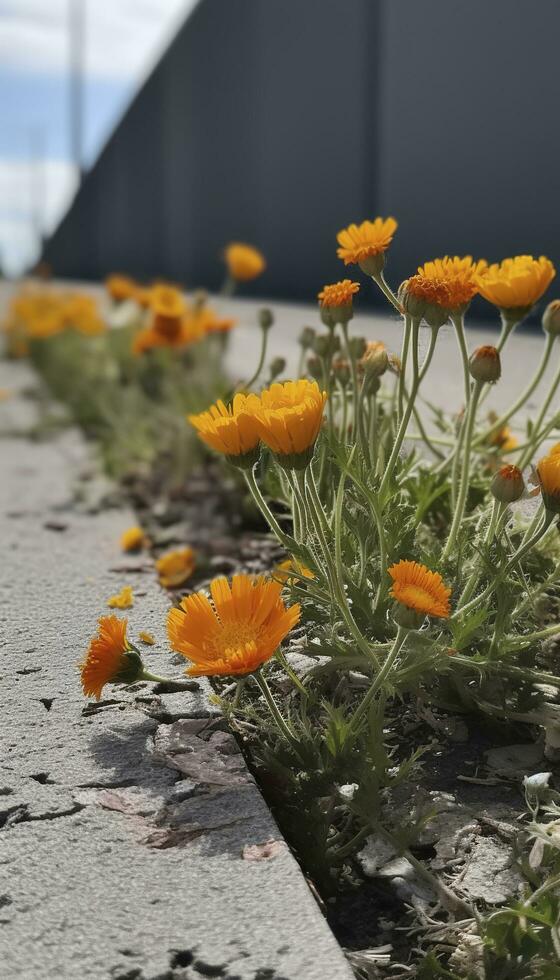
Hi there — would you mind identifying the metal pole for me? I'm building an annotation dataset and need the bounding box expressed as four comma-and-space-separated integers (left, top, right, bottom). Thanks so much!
69, 0, 84, 184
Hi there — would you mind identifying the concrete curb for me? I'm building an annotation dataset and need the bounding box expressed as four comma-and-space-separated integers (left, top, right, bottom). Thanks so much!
0, 359, 354, 980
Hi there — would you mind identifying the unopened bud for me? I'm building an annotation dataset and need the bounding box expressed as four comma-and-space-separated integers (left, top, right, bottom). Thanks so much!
259, 308, 274, 330
543, 300, 560, 336
313, 333, 339, 359
469, 345, 501, 383
332, 357, 350, 386
348, 336, 367, 360
491, 464, 525, 503
299, 326, 316, 349
306, 355, 323, 381
268, 356, 286, 381
398, 280, 426, 319
361, 341, 388, 377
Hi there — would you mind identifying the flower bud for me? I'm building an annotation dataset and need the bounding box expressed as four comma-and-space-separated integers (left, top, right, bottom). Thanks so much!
348, 336, 367, 360
361, 341, 389, 377
491, 464, 525, 503
313, 333, 339, 359
387, 352, 402, 376
469, 345, 501, 384
299, 326, 316, 349
542, 300, 560, 336
259, 308, 274, 330
398, 280, 426, 319
306, 355, 323, 381
269, 356, 286, 381
332, 357, 351, 386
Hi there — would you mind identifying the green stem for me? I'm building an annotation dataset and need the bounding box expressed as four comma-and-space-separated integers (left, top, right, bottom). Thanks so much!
451, 511, 554, 622
398, 315, 412, 422
255, 670, 298, 746
378, 319, 421, 502
349, 627, 408, 733
303, 466, 380, 669
244, 467, 287, 544
476, 333, 555, 447
518, 355, 560, 469
243, 325, 269, 391
372, 271, 402, 313
459, 498, 504, 605
442, 380, 483, 560
139, 670, 188, 687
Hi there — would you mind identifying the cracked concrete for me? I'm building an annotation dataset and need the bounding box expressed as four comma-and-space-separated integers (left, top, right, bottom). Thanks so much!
0, 359, 353, 980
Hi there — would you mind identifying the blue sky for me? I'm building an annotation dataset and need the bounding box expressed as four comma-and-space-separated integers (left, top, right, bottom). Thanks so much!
0, 0, 196, 274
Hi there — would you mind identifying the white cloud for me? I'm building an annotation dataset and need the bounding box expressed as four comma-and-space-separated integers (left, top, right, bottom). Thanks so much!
0, 0, 196, 80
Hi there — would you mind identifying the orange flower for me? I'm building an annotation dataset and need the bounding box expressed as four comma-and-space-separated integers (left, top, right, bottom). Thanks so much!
403, 256, 487, 314
79, 615, 142, 700
106, 275, 137, 303
167, 574, 300, 677
318, 280, 360, 309
225, 243, 266, 281
476, 256, 555, 312
188, 394, 262, 466
537, 452, 560, 514
120, 526, 145, 552
337, 217, 397, 272
155, 547, 196, 588
253, 379, 327, 468
389, 560, 451, 620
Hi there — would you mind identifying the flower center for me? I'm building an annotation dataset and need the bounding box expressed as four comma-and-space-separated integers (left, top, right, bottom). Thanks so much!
211, 621, 260, 656
399, 585, 433, 611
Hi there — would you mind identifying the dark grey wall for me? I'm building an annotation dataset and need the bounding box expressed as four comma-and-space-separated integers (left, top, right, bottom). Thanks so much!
44, 0, 560, 313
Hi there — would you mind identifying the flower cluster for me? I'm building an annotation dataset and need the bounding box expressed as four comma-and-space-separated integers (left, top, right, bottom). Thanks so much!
189, 379, 327, 469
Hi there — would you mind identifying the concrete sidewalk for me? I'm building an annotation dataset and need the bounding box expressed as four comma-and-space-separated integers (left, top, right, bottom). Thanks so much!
0, 358, 353, 980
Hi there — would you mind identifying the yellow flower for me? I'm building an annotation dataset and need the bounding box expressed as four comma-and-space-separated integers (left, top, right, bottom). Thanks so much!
107, 585, 134, 609
403, 256, 487, 315
167, 574, 300, 677
150, 284, 187, 321
537, 452, 560, 514
318, 280, 360, 308
138, 631, 155, 645
549, 442, 560, 456
476, 256, 555, 312
106, 274, 137, 303
275, 558, 315, 584
253, 379, 327, 468
224, 243, 266, 281
188, 394, 262, 467
389, 560, 451, 620
155, 547, 196, 589
336, 217, 397, 274
120, 526, 145, 552
79, 615, 142, 700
